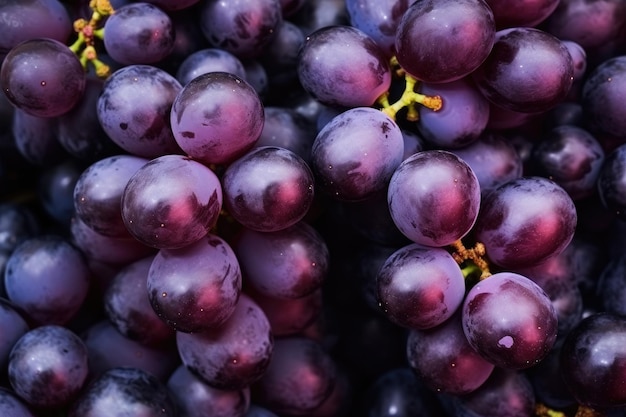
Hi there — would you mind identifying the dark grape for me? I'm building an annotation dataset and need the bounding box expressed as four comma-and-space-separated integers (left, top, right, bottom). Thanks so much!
11, 109, 66, 166
176, 48, 247, 87
0, 386, 36, 417
0, 298, 29, 371
484, 0, 559, 29
1, 38, 86, 118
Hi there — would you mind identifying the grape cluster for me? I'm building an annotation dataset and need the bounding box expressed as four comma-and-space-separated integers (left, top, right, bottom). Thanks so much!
1, 0, 626, 416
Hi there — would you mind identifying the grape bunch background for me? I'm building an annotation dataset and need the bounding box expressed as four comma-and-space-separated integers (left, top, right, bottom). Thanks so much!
1, 0, 626, 416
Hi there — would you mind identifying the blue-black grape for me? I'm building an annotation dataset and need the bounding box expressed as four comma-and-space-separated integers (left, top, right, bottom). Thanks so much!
97, 65, 183, 159
68, 367, 177, 417
377, 243, 465, 330
598, 144, 626, 220
462, 272, 558, 369
254, 106, 316, 163
0, 298, 29, 371
387, 150, 481, 247
37, 160, 82, 228
147, 234, 241, 333
8, 325, 88, 409
395, 0, 496, 83
4, 235, 90, 326
473, 176, 577, 269
297, 25, 392, 108
1, 38, 86, 118
103, 2, 175, 65
484, 0, 559, 29
176, 48, 247, 87
311, 107, 404, 202
222, 146, 315, 232
11, 109, 66, 166
121, 154, 223, 249
176, 293, 273, 390
170, 71, 264, 166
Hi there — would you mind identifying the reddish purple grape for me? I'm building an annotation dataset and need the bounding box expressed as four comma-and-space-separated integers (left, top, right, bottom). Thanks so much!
462, 272, 558, 369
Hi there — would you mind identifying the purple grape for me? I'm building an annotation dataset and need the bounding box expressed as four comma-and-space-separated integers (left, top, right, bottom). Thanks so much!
121, 154, 223, 249
346, 0, 416, 58
104, 256, 175, 347
297, 25, 392, 108
472, 27, 574, 113
199, 0, 283, 59
253, 337, 337, 416
96, 65, 183, 159
170, 72, 264, 166
103, 2, 175, 65
167, 364, 250, 417
222, 146, 314, 232
176, 293, 273, 390
417, 77, 491, 149
598, 144, 626, 220
11, 109, 66, 166
142, 0, 200, 11
147, 234, 241, 333
254, 106, 316, 163
176, 48, 247, 87
0, 387, 35, 417
259, 20, 305, 81
450, 132, 523, 196
1, 38, 86, 118
69, 216, 156, 266
82, 320, 180, 382
462, 272, 558, 369
395, 0, 496, 83
291, 0, 350, 35
73, 154, 149, 238
68, 367, 177, 417
377, 243, 466, 330
406, 311, 495, 395
0, 204, 39, 253
531, 125, 605, 201
311, 107, 404, 201
4, 235, 90, 326
245, 404, 279, 417
0, 0, 72, 63
234, 221, 329, 299
473, 176, 578, 269
37, 160, 80, 228
582, 55, 626, 139
387, 150, 481, 247
484, 0, 559, 29
8, 325, 88, 409
0, 298, 29, 371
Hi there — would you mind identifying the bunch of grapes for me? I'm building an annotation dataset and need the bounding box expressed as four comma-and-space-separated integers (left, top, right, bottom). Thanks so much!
1, 0, 626, 416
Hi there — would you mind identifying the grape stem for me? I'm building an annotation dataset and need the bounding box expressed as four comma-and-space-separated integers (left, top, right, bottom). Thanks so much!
534, 402, 607, 416
449, 239, 491, 280
68, 0, 115, 78
376, 57, 443, 121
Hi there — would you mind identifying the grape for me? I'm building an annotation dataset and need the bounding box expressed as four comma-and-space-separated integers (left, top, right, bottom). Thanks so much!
297, 25, 392, 108
450, 132, 523, 196
11, 109, 66, 166
4, 235, 90, 326
121, 154, 223, 249
253, 337, 337, 416
387, 150, 481, 247
0, 387, 35, 417
245, 404, 279, 417
254, 106, 316, 163
596, 255, 626, 318
377, 243, 466, 330
147, 234, 241, 333
484, 0, 560, 29
222, 146, 315, 232
1, 38, 86, 118
170, 72, 264, 166
37, 159, 82, 227
292, 0, 350, 35
234, 221, 329, 299
176, 293, 273, 390
103, 2, 175, 65
597, 144, 626, 220
462, 272, 558, 369
530, 125, 605, 200
104, 256, 175, 347
346, 0, 416, 58
73, 154, 149, 238
167, 364, 250, 417
560, 313, 626, 409
473, 176, 578, 269
395, 0, 496, 83
176, 48, 247, 87
416, 77, 491, 149
259, 20, 305, 84
82, 320, 180, 382
0, 204, 39, 253
199, 0, 283, 59
68, 367, 177, 417
581, 55, 626, 139
472, 27, 574, 113
0, 298, 29, 371
311, 107, 404, 201
8, 325, 88, 409
96, 65, 183, 159
142, 0, 200, 12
